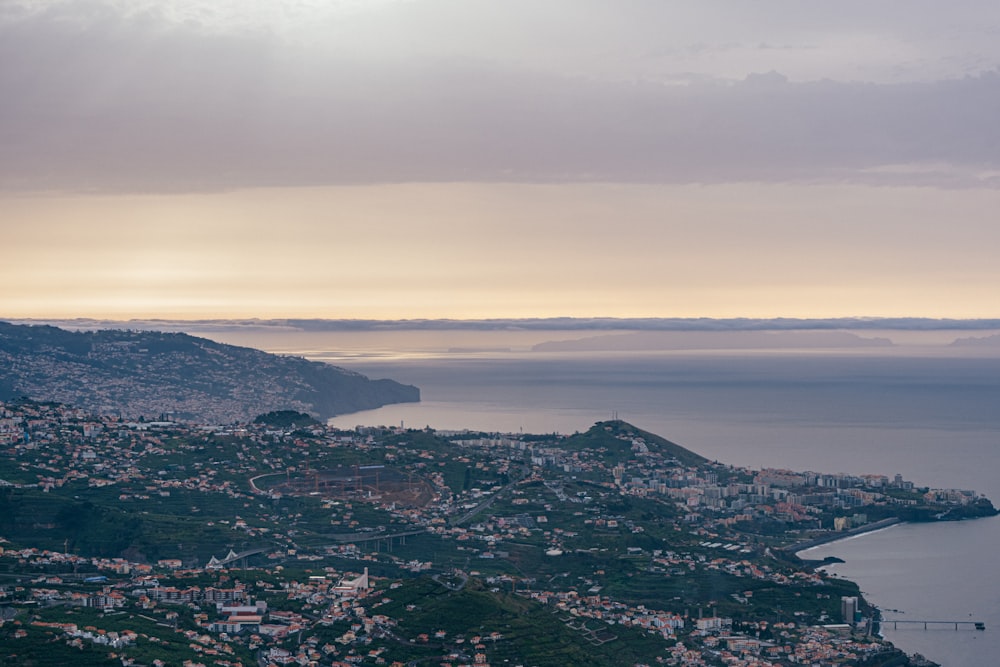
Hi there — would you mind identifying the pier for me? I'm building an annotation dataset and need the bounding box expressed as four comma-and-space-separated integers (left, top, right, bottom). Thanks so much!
883, 619, 985, 631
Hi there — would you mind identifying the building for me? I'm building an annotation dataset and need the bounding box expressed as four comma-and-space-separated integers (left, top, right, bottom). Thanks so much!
841, 596, 859, 625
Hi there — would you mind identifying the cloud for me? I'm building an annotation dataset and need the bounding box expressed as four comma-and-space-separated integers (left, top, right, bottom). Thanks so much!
2, 1, 1000, 192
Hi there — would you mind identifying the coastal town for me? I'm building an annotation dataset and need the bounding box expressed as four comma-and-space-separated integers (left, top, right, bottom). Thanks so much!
1, 398, 992, 666
0, 322, 419, 424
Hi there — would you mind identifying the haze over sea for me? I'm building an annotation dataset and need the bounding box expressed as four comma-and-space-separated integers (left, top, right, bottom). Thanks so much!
194, 325, 1000, 666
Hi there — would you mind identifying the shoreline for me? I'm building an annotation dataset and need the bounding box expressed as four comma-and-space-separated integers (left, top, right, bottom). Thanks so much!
788, 517, 902, 556
788, 518, 936, 667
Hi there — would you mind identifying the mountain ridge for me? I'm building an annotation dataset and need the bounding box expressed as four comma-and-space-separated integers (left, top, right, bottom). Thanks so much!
0, 321, 419, 422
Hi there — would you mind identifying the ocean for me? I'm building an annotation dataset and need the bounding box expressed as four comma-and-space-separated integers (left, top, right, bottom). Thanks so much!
198, 327, 1000, 666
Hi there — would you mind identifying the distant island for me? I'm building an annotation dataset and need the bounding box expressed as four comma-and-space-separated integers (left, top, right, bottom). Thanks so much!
0, 321, 419, 422
532, 330, 894, 352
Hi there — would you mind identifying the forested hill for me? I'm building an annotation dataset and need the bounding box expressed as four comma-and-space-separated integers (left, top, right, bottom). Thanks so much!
0, 321, 419, 422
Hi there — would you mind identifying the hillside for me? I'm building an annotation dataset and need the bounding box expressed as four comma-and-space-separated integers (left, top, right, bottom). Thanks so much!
0, 321, 418, 422
562, 419, 710, 467
0, 399, 976, 666
368, 577, 671, 666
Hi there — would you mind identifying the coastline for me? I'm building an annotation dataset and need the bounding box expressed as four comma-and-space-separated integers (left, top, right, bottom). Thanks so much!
789, 517, 902, 557
789, 519, 935, 667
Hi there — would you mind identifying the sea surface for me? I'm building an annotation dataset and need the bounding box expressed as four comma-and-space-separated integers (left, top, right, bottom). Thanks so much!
200, 327, 1000, 666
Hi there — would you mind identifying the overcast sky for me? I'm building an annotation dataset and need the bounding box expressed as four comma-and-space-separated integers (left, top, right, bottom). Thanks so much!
3, 1, 1000, 319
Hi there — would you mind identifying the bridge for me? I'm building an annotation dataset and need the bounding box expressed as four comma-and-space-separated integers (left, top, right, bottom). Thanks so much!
206, 546, 272, 568
882, 619, 985, 631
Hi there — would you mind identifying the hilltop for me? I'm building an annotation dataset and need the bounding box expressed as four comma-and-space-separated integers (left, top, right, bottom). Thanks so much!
0, 321, 419, 422
562, 419, 710, 468
1, 400, 977, 666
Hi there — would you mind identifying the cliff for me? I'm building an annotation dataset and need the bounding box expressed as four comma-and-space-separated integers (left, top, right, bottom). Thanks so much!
0, 321, 418, 422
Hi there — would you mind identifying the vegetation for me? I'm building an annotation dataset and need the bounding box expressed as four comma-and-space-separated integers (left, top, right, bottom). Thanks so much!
562, 419, 709, 467
254, 410, 320, 428
0, 397, 981, 667
0, 321, 419, 421
373, 577, 670, 666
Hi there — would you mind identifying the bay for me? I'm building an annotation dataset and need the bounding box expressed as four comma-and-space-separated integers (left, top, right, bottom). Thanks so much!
199, 328, 1000, 666
802, 519, 1000, 666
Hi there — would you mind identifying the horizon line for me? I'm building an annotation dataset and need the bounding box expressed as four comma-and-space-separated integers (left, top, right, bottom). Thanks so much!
6, 315, 1000, 332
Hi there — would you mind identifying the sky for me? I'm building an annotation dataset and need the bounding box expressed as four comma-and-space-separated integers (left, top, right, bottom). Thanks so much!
3, 0, 1000, 320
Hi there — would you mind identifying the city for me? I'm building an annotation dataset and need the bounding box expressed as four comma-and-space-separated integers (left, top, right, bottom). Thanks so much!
2, 399, 989, 666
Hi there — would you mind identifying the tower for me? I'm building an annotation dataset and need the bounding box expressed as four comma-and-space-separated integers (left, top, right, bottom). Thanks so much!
841, 596, 859, 625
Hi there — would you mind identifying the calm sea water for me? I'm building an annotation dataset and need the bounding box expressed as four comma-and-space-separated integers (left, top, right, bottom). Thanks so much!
200, 328, 1000, 666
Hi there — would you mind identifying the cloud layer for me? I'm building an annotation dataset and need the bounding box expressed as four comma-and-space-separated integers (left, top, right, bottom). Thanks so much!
3, 1, 999, 192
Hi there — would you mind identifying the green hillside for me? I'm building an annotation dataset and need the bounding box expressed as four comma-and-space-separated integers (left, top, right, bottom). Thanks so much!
0, 321, 419, 422
563, 419, 709, 467
370, 577, 671, 666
